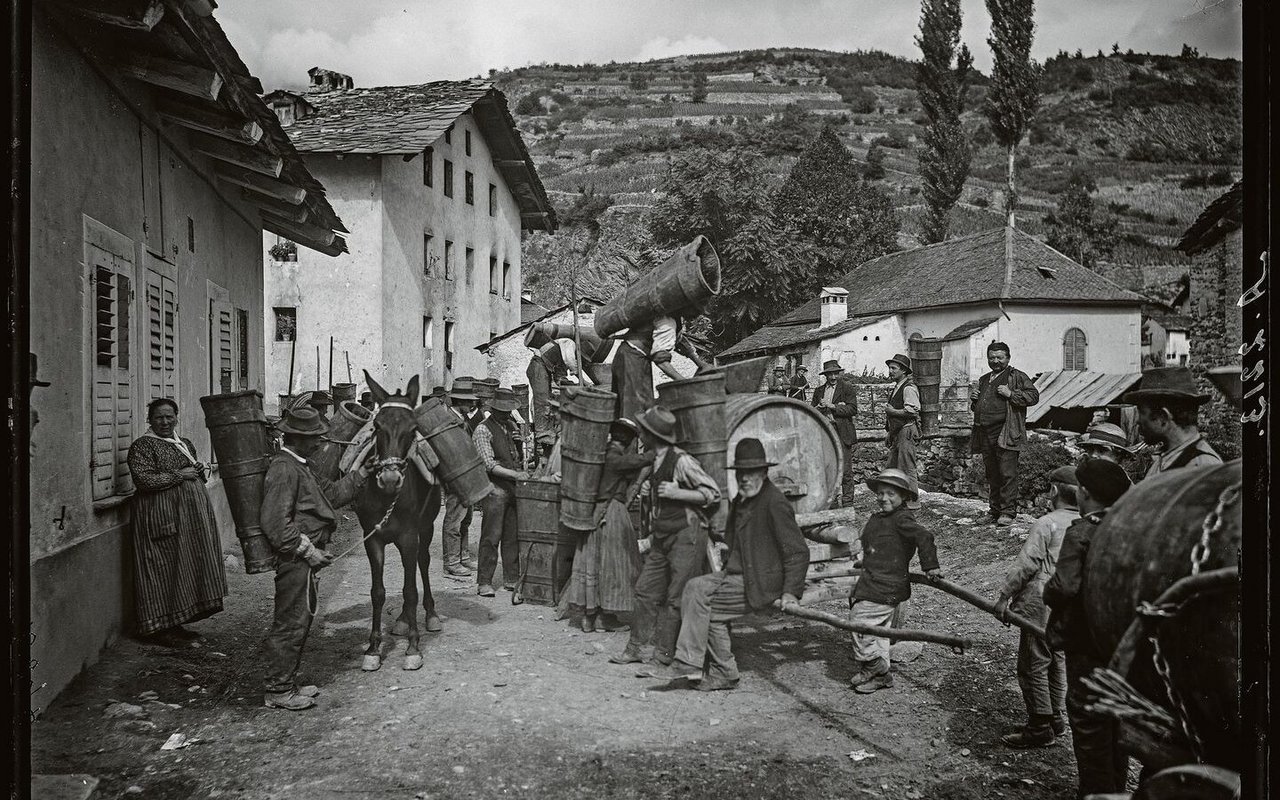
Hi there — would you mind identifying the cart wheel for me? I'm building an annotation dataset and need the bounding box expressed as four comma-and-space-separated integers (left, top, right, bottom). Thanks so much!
1133, 765, 1240, 800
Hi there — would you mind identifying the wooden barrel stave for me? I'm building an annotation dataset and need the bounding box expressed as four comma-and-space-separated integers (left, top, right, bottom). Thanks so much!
657, 374, 728, 531
413, 398, 493, 505
559, 389, 617, 531
723, 393, 843, 515
514, 478, 564, 606
908, 338, 942, 436
199, 390, 277, 574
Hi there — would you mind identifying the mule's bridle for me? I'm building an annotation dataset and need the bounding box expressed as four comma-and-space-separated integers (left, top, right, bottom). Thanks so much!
372, 400, 418, 473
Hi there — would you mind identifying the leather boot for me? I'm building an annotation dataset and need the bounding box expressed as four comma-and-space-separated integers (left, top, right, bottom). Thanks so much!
1001, 715, 1056, 748
848, 657, 890, 688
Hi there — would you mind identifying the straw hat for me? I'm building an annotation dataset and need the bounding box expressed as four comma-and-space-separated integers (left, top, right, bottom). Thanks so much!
866, 468, 917, 501
635, 406, 679, 444
820, 359, 845, 375
276, 407, 331, 437
886, 354, 912, 373
1121, 367, 1211, 406
729, 438, 775, 470
1079, 423, 1131, 453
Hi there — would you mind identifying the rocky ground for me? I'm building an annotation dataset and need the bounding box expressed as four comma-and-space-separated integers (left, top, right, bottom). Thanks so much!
31, 487, 1082, 799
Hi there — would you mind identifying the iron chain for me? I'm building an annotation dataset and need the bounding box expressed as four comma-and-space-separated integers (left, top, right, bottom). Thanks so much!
1150, 634, 1205, 762
1190, 483, 1240, 576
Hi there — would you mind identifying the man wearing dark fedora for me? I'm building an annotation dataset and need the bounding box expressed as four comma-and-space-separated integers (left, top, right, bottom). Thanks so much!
884, 354, 922, 510
442, 378, 482, 579
810, 359, 859, 505
610, 405, 720, 667
260, 407, 374, 711
643, 438, 809, 691
768, 365, 789, 395
1121, 367, 1222, 478
788, 365, 810, 400
970, 342, 1040, 526
472, 387, 529, 597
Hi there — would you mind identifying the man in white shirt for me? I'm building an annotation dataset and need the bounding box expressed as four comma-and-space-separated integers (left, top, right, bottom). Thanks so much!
883, 354, 922, 510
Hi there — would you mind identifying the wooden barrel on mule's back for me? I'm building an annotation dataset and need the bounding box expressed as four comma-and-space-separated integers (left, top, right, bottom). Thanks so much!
308, 400, 371, 482
657, 373, 728, 532
413, 398, 493, 505
513, 478, 571, 605
724, 393, 843, 514
559, 387, 616, 531
199, 390, 277, 574
908, 338, 942, 436
1085, 460, 1241, 771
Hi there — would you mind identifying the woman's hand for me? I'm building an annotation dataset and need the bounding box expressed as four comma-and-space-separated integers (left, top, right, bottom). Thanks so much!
176, 466, 201, 481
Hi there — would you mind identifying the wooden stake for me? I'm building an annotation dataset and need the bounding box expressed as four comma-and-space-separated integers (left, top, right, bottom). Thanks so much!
286, 335, 297, 396
345, 351, 352, 384
328, 337, 334, 391
316, 346, 321, 390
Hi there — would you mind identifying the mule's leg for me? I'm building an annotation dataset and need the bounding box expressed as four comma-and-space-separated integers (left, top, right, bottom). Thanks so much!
421, 485, 443, 632
362, 538, 387, 672
396, 537, 423, 670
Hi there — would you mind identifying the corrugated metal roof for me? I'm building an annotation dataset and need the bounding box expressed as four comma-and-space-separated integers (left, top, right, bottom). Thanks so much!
1027, 370, 1143, 424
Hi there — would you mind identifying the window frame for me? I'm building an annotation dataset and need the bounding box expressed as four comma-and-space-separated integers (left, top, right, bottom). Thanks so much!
465, 246, 475, 284
464, 170, 474, 205
423, 232, 434, 277
273, 306, 297, 342
443, 159, 454, 198
464, 129, 472, 156
488, 184, 497, 216
501, 261, 511, 299
489, 255, 499, 295
423, 146, 433, 187
444, 240, 454, 280
1062, 327, 1088, 371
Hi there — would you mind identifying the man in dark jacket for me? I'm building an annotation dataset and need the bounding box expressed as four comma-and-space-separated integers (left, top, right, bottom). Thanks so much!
848, 468, 942, 694
643, 438, 809, 691
441, 378, 480, 579
811, 359, 859, 505
260, 407, 371, 711
1043, 458, 1132, 799
969, 342, 1040, 526
472, 388, 529, 598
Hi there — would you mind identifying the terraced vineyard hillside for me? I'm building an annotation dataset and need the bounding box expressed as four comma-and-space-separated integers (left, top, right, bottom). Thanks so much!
497, 47, 1240, 308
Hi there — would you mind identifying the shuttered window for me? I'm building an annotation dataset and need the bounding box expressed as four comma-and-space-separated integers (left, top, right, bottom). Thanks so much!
1063, 328, 1087, 371
237, 308, 249, 386
89, 242, 135, 500
144, 267, 178, 404
210, 299, 234, 394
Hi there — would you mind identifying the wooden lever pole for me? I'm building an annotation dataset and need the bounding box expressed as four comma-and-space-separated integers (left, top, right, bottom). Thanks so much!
908, 572, 1046, 639
775, 602, 971, 651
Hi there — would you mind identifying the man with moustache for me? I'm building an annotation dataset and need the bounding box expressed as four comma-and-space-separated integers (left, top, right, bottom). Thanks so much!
970, 342, 1040, 526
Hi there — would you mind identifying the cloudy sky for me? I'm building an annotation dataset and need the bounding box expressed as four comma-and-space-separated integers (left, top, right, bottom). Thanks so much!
216, 0, 1243, 91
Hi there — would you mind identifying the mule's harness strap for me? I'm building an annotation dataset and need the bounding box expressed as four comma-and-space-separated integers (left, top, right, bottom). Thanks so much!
378, 401, 417, 412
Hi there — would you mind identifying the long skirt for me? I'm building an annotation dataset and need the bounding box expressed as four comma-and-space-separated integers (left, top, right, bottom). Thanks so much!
131, 480, 227, 634
562, 498, 641, 616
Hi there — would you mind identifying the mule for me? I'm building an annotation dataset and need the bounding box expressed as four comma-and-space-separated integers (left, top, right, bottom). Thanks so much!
354, 371, 443, 672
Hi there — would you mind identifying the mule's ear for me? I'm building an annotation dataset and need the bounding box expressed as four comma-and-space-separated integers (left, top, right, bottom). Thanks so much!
404, 375, 420, 407
365, 370, 389, 405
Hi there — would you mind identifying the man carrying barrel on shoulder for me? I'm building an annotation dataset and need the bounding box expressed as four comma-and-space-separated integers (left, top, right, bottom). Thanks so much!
612, 315, 684, 421
441, 378, 481, 580
970, 342, 1040, 526
472, 388, 530, 598
883, 354, 922, 511
1043, 458, 1132, 798
1122, 367, 1222, 478
610, 405, 720, 668
811, 359, 858, 506
259, 407, 374, 711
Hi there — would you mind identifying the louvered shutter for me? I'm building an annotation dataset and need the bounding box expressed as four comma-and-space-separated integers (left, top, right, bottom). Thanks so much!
209, 298, 234, 394
90, 251, 135, 499
145, 268, 178, 402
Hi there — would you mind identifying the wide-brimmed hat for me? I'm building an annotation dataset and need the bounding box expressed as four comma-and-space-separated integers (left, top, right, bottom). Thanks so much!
886, 354, 912, 373
866, 468, 917, 501
635, 405, 679, 444
797, 365, 808, 372
730, 437, 775, 470
773, 365, 786, 373
1079, 423, 1131, 452
430, 385, 446, 398
277, 407, 331, 437
450, 377, 478, 401
490, 387, 521, 412
307, 389, 332, 408
820, 359, 845, 375
1121, 367, 1211, 406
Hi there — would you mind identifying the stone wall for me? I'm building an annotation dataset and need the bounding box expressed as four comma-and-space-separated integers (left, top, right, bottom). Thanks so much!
1187, 230, 1243, 459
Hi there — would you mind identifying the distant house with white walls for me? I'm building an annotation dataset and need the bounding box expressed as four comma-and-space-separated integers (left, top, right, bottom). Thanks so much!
720, 227, 1146, 422
261, 72, 557, 410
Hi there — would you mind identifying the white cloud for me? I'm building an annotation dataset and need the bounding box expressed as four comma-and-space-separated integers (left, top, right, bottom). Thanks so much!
633, 35, 730, 62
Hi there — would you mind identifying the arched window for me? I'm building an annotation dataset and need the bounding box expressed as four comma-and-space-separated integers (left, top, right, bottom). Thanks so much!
1063, 328, 1087, 371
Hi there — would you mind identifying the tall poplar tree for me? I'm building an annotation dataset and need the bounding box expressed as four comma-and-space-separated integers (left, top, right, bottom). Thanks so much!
916, 0, 973, 243
983, 0, 1042, 227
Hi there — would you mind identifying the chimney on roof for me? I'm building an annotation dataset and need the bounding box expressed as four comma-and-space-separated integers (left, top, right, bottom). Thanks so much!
306, 67, 353, 92
819, 287, 849, 329
521, 291, 533, 303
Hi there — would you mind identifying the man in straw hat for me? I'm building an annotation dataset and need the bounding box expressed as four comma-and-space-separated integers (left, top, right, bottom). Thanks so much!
1121, 366, 1222, 478
970, 342, 1040, 526
1043, 458, 1132, 797
642, 438, 809, 691
847, 468, 942, 694
883, 353, 922, 510
810, 359, 859, 505
995, 465, 1079, 748
472, 387, 529, 597
260, 407, 374, 711
441, 378, 482, 579
610, 405, 720, 667
1076, 423, 1132, 465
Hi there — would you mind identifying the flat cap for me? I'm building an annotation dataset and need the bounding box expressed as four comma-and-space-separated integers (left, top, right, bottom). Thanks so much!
1046, 466, 1078, 486
1076, 459, 1132, 506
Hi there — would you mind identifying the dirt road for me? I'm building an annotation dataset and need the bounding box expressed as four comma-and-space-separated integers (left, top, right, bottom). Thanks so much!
32, 488, 1077, 799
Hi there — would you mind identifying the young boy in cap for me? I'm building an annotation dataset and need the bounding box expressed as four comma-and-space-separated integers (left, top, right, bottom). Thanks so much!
260, 407, 373, 710
995, 465, 1079, 747
848, 468, 943, 693
1043, 458, 1132, 797
884, 353, 921, 510
644, 438, 809, 691
1121, 366, 1222, 477
1076, 423, 1132, 466
610, 405, 721, 667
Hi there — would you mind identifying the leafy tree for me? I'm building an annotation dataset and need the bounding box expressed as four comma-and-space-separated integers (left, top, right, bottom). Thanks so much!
773, 128, 899, 287
629, 72, 649, 91
1044, 171, 1118, 268
649, 149, 809, 350
864, 140, 887, 179
915, 0, 974, 242
690, 73, 709, 103
983, 0, 1043, 227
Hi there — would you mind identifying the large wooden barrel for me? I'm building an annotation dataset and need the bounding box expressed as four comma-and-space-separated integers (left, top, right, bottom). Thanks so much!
1085, 460, 1241, 769
308, 401, 371, 481
199, 390, 277, 574
513, 478, 566, 606
908, 338, 942, 435
724, 394, 843, 514
594, 236, 721, 338
413, 398, 493, 505
559, 387, 616, 531
657, 373, 728, 530
331, 383, 357, 403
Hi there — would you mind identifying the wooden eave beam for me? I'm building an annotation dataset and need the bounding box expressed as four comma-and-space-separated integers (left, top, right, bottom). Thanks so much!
260, 214, 336, 247
158, 96, 261, 145
62, 0, 165, 31
217, 163, 306, 204
495, 159, 528, 168
117, 52, 222, 100
189, 131, 282, 177
177, 0, 215, 17
241, 191, 308, 223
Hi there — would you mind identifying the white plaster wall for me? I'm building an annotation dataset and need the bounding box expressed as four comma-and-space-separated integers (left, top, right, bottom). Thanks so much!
1164, 330, 1190, 366
818, 315, 906, 377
